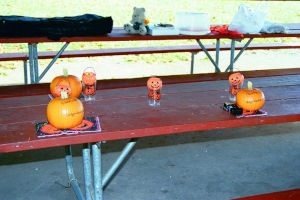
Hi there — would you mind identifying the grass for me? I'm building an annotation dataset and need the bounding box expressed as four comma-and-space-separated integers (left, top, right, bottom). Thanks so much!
0, 0, 299, 68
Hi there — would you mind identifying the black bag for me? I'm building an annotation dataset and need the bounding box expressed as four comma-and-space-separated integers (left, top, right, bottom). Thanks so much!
0, 14, 113, 40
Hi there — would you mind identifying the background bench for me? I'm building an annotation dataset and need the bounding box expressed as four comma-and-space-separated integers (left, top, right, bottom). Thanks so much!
1, 42, 300, 85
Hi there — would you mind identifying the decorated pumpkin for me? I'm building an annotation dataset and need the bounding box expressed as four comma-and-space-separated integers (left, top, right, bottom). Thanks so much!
47, 91, 84, 129
236, 81, 265, 115
229, 72, 244, 86
147, 77, 162, 91
82, 72, 96, 86
50, 68, 82, 98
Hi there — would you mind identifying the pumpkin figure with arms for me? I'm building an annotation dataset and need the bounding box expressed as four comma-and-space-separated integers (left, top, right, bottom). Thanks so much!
236, 81, 265, 115
228, 72, 244, 102
147, 77, 162, 107
82, 67, 97, 101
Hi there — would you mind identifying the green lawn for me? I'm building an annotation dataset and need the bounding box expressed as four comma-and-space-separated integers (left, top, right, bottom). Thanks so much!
0, 0, 299, 64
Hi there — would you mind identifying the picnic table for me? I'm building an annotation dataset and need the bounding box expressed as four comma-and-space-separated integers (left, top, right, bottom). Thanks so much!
0, 23, 299, 84
1, 68, 300, 199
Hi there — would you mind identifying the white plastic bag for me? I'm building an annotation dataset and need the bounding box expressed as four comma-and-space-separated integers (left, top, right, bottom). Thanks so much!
228, 3, 268, 34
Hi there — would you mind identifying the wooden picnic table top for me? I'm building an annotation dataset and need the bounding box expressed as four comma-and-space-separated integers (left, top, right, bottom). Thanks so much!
0, 23, 299, 43
1, 68, 300, 153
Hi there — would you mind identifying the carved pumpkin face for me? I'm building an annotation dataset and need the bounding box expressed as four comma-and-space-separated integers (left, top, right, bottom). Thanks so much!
236, 81, 265, 113
229, 72, 244, 86
147, 77, 162, 91
82, 72, 96, 85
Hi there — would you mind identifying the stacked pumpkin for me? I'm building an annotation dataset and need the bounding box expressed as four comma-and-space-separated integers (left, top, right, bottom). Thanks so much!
47, 69, 84, 129
236, 81, 265, 115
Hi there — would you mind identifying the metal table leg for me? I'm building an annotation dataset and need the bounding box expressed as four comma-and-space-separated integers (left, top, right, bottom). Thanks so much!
92, 142, 103, 200
196, 39, 221, 72
28, 44, 35, 84
39, 42, 70, 82
33, 43, 39, 83
82, 144, 93, 200
102, 139, 137, 189
65, 145, 85, 200
23, 60, 28, 84
225, 38, 254, 72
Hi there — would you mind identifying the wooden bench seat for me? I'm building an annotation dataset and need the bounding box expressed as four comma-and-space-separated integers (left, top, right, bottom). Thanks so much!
1, 42, 299, 62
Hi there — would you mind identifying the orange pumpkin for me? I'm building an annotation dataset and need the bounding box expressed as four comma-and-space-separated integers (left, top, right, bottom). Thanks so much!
82, 72, 96, 86
47, 91, 84, 129
144, 19, 150, 25
236, 81, 265, 115
229, 72, 244, 86
147, 77, 162, 91
50, 69, 82, 98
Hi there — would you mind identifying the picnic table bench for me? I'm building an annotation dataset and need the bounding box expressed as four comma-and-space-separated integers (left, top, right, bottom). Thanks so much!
0, 23, 300, 85
1, 68, 300, 199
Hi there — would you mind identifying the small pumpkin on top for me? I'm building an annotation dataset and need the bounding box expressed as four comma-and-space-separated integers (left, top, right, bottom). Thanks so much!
50, 68, 82, 98
236, 81, 265, 115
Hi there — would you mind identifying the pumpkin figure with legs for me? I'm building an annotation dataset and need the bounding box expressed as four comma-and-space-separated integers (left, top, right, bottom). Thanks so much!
82, 67, 97, 101
147, 77, 162, 107
236, 81, 265, 115
228, 72, 244, 102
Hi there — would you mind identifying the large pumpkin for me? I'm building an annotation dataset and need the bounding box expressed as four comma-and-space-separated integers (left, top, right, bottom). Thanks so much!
47, 91, 84, 129
50, 68, 82, 98
236, 81, 265, 114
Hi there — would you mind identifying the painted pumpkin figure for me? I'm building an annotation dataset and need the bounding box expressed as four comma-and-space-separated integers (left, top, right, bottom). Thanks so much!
147, 77, 162, 106
147, 77, 162, 91
236, 81, 265, 115
82, 72, 96, 86
50, 68, 82, 98
229, 72, 244, 97
47, 91, 84, 129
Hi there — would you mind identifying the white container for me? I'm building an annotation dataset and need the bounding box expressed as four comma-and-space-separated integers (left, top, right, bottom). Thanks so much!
175, 12, 210, 35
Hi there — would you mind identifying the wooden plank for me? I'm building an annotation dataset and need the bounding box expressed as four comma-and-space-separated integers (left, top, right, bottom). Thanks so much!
0, 24, 299, 43
1, 42, 299, 61
233, 188, 300, 200
0, 74, 300, 153
1, 68, 300, 98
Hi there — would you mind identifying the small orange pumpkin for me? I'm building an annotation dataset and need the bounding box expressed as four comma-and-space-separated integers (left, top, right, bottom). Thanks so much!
236, 81, 265, 115
147, 77, 162, 91
47, 91, 84, 129
144, 19, 150, 25
50, 69, 82, 98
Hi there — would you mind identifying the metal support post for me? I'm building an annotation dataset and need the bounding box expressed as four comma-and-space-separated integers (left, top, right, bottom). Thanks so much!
190, 52, 196, 74
102, 139, 137, 189
225, 38, 254, 72
196, 39, 221, 72
28, 44, 35, 84
92, 142, 103, 200
33, 43, 39, 83
215, 39, 220, 72
65, 146, 84, 200
82, 143, 93, 200
23, 60, 28, 84
39, 42, 70, 81
228, 39, 236, 72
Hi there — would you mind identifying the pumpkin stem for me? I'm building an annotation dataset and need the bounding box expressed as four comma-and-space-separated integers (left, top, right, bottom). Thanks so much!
247, 81, 253, 90
63, 68, 68, 77
60, 91, 68, 99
